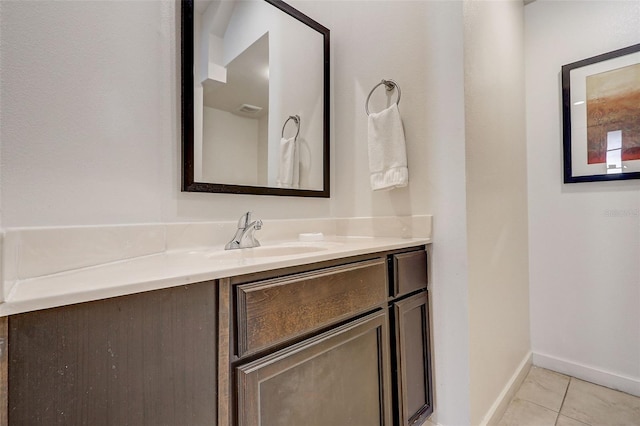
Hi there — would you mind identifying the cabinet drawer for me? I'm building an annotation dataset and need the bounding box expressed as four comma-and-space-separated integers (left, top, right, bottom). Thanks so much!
393, 250, 428, 297
236, 258, 387, 357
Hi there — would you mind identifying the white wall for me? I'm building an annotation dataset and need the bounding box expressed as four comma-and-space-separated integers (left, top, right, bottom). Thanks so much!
202, 107, 258, 185
464, 1, 531, 424
294, 2, 472, 423
204, 0, 324, 189
525, 0, 640, 396
1, 1, 173, 226
1, 0, 442, 226
0, 1, 532, 424
268, 8, 324, 190
0, 0, 332, 226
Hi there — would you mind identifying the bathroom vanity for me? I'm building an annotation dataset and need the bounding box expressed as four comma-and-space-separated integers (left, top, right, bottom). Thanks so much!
0, 241, 432, 426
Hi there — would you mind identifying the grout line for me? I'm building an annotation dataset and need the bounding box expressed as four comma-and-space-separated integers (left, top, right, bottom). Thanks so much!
508, 370, 574, 426
517, 397, 559, 414
555, 377, 596, 426
558, 376, 572, 415
505, 368, 639, 426
513, 369, 640, 426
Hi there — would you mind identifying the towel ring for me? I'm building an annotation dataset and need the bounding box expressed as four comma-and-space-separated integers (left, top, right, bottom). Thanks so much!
365, 79, 401, 116
281, 115, 300, 139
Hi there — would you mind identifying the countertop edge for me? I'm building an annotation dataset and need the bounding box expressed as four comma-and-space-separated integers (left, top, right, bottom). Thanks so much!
1, 237, 431, 317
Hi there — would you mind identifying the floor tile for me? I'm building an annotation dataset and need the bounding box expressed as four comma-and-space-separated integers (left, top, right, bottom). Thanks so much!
556, 415, 590, 426
516, 366, 570, 412
560, 378, 640, 426
498, 398, 558, 426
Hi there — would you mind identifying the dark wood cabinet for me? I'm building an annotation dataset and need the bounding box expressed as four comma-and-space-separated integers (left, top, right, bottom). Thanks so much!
7, 282, 218, 426
392, 292, 433, 426
1, 245, 432, 426
390, 249, 433, 426
392, 250, 428, 298
0, 316, 7, 426
223, 256, 391, 426
236, 311, 392, 426
235, 258, 387, 357
227, 249, 432, 426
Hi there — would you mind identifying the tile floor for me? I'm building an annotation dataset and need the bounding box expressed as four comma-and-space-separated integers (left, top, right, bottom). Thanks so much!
498, 366, 640, 426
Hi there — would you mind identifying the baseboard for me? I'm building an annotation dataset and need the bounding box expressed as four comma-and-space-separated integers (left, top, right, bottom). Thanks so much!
481, 351, 533, 426
533, 352, 640, 397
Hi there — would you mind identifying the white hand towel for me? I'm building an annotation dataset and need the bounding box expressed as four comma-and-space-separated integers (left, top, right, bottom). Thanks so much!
367, 103, 409, 190
277, 136, 299, 188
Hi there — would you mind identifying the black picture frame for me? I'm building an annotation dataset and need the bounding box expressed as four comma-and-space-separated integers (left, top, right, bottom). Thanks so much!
562, 43, 640, 183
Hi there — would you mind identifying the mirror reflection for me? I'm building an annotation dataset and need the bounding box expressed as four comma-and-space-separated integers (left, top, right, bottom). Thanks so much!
184, 0, 330, 196
199, 32, 270, 186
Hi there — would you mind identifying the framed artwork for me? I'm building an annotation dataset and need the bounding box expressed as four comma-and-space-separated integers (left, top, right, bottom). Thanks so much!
562, 43, 640, 183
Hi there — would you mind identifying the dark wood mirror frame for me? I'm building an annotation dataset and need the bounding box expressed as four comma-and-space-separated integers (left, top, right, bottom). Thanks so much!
181, 0, 330, 197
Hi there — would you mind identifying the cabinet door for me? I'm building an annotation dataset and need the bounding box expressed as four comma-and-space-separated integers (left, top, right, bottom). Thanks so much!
236, 310, 392, 426
393, 291, 433, 426
0, 316, 7, 426
8, 282, 217, 426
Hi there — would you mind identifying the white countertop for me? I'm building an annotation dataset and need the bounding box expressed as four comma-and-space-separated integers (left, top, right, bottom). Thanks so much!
1, 236, 430, 316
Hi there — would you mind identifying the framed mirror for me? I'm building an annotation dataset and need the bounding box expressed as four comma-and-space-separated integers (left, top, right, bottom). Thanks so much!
181, 0, 330, 197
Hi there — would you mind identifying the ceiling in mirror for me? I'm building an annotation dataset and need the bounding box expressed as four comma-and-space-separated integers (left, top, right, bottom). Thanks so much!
182, 0, 330, 197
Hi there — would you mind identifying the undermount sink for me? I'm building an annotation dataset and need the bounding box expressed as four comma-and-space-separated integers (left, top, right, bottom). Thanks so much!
204, 244, 329, 260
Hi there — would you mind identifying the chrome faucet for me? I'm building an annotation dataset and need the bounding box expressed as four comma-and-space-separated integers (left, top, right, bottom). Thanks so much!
225, 211, 263, 250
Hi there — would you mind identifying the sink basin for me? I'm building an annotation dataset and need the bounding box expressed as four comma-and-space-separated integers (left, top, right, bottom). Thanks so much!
204, 244, 328, 260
